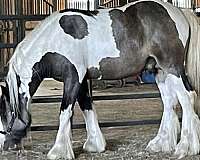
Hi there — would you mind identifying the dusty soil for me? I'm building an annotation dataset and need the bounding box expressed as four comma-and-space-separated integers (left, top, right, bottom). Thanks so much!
0, 80, 199, 160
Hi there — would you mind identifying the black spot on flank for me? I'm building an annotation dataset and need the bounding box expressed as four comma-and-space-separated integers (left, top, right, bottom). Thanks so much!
59, 9, 99, 17
59, 15, 88, 39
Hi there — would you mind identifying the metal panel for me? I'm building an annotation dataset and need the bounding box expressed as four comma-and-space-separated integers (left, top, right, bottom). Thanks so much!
67, 0, 97, 11
100, 0, 120, 8
162, 0, 193, 8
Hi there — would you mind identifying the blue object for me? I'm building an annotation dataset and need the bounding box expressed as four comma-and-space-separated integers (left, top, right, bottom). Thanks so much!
141, 71, 156, 83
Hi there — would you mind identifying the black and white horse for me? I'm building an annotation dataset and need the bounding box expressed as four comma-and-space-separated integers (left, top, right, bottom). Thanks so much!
0, 0, 200, 159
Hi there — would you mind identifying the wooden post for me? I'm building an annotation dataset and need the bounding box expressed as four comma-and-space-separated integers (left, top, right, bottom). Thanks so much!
52, 0, 57, 12
0, 0, 3, 15
16, 0, 25, 43
87, 0, 90, 10
0, 21, 4, 73
196, 0, 200, 8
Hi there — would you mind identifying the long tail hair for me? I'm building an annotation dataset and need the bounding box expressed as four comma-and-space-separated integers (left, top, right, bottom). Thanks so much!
183, 10, 200, 114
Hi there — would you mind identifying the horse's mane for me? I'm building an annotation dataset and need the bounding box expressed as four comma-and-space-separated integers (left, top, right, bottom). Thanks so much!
6, 63, 20, 115
59, 8, 99, 16
4, 12, 61, 115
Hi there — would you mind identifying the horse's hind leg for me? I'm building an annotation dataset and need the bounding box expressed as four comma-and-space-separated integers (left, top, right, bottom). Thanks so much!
47, 78, 80, 160
146, 70, 180, 153
77, 78, 106, 152
170, 76, 200, 158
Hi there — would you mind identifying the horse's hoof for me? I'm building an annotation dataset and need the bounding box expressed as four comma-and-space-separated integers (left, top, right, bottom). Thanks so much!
83, 135, 106, 153
47, 152, 74, 160
174, 136, 199, 159
174, 143, 188, 159
146, 137, 161, 153
146, 135, 175, 153
47, 144, 74, 160
174, 114, 200, 159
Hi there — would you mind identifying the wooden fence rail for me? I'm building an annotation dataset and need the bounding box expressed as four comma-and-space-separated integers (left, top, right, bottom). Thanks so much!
31, 90, 161, 131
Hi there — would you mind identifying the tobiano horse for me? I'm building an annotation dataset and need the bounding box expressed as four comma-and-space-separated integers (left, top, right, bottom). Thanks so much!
0, 0, 200, 159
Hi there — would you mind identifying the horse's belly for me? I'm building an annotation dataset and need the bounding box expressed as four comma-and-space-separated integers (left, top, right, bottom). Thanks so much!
88, 57, 145, 80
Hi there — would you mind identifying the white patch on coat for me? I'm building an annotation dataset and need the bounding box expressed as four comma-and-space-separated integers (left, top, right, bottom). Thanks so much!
83, 109, 106, 152
0, 118, 5, 149
119, 0, 189, 47
47, 105, 74, 160
8, 9, 120, 96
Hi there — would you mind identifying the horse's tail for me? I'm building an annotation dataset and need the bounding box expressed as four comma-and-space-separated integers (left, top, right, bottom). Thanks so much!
183, 10, 200, 115
6, 63, 19, 115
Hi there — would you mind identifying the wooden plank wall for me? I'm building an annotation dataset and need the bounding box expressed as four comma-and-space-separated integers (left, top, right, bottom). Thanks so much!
195, 0, 200, 8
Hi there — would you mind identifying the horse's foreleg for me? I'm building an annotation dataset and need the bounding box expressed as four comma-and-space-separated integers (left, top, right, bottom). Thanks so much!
146, 71, 180, 153
77, 78, 106, 153
47, 80, 80, 160
169, 75, 200, 159
47, 104, 74, 160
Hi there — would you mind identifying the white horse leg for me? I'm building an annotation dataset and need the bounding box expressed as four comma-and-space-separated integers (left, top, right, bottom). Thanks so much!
169, 75, 200, 158
77, 78, 106, 153
146, 71, 180, 152
83, 108, 106, 152
47, 104, 74, 160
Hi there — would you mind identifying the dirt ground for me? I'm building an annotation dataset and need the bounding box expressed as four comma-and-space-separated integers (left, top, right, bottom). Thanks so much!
1, 80, 200, 160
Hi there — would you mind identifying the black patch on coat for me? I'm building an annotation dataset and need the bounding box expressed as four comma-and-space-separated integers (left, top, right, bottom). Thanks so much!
59, 9, 99, 17
77, 77, 92, 111
29, 52, 80, 111
59, 15, 88, 39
